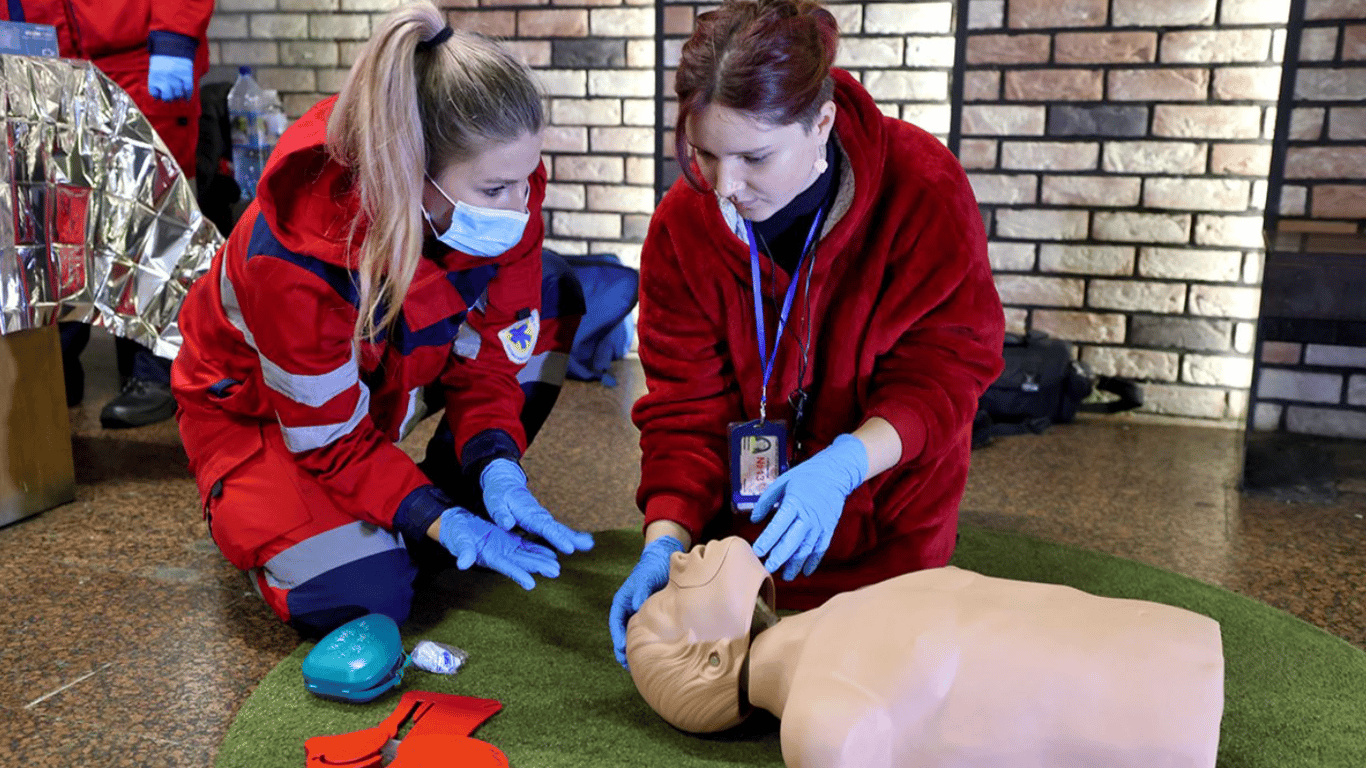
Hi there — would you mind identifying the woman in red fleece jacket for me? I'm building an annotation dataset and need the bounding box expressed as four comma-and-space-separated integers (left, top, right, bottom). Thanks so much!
609, 0, 1005, 665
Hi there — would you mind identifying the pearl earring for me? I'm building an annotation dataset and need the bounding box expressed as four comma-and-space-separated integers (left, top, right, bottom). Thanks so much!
814, 145, 828, 174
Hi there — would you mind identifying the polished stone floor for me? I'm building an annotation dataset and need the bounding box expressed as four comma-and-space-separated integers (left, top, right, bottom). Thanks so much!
2, 340, 1363, 766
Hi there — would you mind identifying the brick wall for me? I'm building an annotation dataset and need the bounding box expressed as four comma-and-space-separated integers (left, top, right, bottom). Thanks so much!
1273, 0, 1366, 232
1253, 339, 1366, 436
1250, 1, 1366, 440
959, 0, 1291, 421
203, 0, 1364, 427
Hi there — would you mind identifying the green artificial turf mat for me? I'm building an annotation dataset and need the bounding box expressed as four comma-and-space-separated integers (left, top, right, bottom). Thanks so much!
216, 526, 1366, 767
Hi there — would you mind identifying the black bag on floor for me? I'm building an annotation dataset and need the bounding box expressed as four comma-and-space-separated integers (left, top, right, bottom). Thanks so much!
973, 331, 1143, 448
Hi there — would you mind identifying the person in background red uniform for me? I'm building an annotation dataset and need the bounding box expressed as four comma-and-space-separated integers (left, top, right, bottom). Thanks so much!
172, 1, 594, 638
609, 0, 1005, 666
1, 0, 213, 427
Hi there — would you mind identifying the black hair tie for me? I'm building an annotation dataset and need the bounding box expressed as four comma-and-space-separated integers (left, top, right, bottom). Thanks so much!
417, 25, 454, 52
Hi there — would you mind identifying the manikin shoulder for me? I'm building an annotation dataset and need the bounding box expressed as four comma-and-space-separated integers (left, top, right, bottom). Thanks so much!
780, 676, 895, 768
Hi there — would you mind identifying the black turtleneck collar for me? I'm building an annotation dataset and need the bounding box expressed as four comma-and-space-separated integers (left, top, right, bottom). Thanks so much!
750, 141, 840, 274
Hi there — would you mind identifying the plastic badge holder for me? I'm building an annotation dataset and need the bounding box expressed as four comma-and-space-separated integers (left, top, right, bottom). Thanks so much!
302, 614, 410, 703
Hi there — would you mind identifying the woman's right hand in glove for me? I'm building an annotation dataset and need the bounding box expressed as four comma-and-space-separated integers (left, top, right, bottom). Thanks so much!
608, 535, 685, 668
429, 507, 561, 590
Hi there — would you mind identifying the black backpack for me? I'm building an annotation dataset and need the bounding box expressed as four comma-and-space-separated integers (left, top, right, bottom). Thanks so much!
973, 331, 1143, 448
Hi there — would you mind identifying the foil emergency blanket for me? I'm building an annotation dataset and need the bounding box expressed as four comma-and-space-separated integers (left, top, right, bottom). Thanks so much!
0, 53, 221, 358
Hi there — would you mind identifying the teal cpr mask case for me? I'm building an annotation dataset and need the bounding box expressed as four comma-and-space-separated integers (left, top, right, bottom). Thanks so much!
302, 614, 410, 703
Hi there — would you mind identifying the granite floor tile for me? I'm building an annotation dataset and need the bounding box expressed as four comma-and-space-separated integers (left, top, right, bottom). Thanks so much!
524, 362, 647, 533
26, 592, 297, 751
394, 361, 648, 535
961, 420, 1246, 584
0, 705, 212, 768
0, 561, 230, 708
960, 416, 1366, 647
1, 482, 237, 589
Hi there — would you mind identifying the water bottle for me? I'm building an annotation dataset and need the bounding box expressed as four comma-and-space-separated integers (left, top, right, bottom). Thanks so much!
262, 89, 289, 148
227, 66, 268, 201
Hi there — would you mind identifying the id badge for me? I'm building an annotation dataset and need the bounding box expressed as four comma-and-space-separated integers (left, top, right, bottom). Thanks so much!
728, 420, 789, 513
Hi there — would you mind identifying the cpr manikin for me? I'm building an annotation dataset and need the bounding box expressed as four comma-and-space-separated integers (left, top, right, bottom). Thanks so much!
625, 537, 1224, 768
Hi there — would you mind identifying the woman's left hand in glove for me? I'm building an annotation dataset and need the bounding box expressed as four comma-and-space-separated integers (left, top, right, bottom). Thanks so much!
481, 458, 595, 555
749, 433, 868, 581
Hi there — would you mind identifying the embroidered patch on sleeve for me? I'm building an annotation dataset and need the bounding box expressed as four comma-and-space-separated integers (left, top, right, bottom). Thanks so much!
498, 309, 539, 365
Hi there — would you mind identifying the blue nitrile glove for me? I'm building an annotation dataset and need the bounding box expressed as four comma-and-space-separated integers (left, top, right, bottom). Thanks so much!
750, 433, 869, 581
437, 506, 561, 590
609, 535, 685, 668
147, 54, 193, 101
481, 458, 594, 555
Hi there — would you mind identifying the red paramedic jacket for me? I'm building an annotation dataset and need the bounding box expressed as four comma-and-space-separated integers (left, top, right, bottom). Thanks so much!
2, 0, 213, 172
2, 0, 212, 61
173, 96, 548, 540
632, 70, 1006, 609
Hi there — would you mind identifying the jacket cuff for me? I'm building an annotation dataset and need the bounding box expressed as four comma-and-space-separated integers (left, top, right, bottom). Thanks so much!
147, 30, 198, 59
863, 401, 929, 466
393, 484, 454, 542
459, 428, 522, 481
642, 492, 705, 543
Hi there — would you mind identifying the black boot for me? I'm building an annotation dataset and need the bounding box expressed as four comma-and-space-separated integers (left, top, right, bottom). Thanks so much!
99, 378, 177, 428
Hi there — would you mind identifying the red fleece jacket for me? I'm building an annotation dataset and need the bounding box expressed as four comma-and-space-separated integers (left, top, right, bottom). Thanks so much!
632, 70, 1005, 609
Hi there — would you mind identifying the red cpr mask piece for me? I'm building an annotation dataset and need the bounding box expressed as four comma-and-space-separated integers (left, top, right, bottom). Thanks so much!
305, 691, 506, 768
392, 733, 509, 767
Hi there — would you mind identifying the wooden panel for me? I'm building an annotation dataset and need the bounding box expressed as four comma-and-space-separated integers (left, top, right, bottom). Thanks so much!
0, 325, 76, 527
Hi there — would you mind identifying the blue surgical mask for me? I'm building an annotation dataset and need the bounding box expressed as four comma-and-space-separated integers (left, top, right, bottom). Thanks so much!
423, 176, 530, 258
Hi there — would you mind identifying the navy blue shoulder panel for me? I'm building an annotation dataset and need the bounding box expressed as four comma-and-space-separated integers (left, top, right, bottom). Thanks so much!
448, 264, 496, 308
246, 216, 361, 309
388, 313, 462, 354
385, 264, 497, 354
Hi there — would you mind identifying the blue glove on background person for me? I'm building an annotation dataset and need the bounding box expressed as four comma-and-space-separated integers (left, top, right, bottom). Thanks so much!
609, 534, 685, 667
481, 458, 594, 555
147, 54, 193, 101
750, 433, 869, 581
437, 506, 560, 590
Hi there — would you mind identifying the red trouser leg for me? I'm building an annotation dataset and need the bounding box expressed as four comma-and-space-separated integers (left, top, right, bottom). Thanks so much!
194, 418, 418, 637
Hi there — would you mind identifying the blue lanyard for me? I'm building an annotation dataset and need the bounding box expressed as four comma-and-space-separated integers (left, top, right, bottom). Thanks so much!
745, 206, 826, 422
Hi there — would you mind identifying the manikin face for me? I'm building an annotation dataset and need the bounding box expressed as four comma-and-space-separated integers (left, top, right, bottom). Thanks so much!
647, 538, 774, 644
686, 101, 837, 223
625, 537, 776, 733
422, 130, 544, 230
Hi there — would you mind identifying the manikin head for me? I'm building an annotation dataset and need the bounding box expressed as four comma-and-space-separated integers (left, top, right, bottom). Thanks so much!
625, 537, 777, 733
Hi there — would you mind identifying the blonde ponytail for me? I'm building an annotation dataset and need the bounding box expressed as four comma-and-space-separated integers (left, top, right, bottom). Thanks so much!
327, 0, 543, 341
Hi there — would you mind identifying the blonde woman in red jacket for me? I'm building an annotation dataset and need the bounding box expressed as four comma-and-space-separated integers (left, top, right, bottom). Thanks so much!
174, 2, 593, 638
609, 0, 1005, 665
